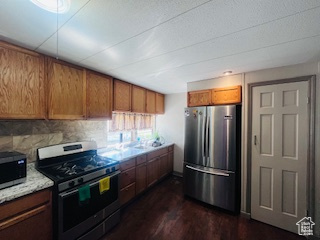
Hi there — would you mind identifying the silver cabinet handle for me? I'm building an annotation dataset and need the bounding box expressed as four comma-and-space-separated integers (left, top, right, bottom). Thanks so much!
186, 165, 230, 177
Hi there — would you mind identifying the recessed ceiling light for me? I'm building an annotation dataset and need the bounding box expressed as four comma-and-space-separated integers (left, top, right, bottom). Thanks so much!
223, 71, 232, 75
30, 0, 71, 14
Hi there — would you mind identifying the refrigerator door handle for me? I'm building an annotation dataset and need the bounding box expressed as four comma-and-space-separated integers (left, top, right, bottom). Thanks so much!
206, 116, 210, 165
186, 165, 230, 177
202, 115, 206, 161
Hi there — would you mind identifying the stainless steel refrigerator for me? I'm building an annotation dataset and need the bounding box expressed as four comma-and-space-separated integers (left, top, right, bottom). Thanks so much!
183, 105, 241, 213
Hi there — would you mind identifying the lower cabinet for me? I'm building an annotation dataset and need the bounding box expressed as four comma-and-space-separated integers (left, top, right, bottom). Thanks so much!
0, 189, 52, 240
119, 145, 174, 206
119, 158, 136, 206
136, 155, 147, 195
147, 157, 160, 187
158, 153, 168, 179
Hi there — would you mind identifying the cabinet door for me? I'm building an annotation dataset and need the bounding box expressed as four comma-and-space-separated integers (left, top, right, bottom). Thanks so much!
136, 163, 147, 195
147, 158, 159, 187
168, 151, 174, 173
113, 79, 131, 111
131, 85, 146, 113
155, 93, 164, 114
0, 42, 45, 119
47, 59, 86, 119
145, 90, 156, 114
211, 85, 241, 105
0, 190, 52, 240
120, 167, 136, 189
86, 71, 113, 119
159, 153, 168, 178
188, 90, 211, 107
120, 182, 136, 206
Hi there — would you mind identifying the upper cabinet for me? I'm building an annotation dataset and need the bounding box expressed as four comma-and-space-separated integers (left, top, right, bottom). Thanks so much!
211, 85, 241, 105
155, 93, 164, 114
86, 70, 113, 119
188, 90, 211, 107
47, 58, 86, 119
188, 86, 242, 107
146, 90, 156, 114
131, 85, 146, 113
113, 79, 131, 112
0, 42, 45, 119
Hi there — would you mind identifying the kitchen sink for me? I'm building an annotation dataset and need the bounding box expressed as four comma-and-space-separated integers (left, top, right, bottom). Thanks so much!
134, 145, 149, 149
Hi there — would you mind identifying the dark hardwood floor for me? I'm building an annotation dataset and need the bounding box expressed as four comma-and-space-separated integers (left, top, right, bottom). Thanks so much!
102, 176, 304, 240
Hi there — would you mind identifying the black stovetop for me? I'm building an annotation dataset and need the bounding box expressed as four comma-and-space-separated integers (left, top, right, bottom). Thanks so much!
37, 154, 119, 183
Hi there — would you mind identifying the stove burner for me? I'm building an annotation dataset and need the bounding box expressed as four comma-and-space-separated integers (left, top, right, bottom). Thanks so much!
50, 154, 111, 179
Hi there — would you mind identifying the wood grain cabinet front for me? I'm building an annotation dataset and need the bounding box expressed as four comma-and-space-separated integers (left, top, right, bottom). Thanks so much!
188, 90, 211, 107
0, 42, 45, 119
86, 70, 113, 119
47, 58, 86, 119
120, 182, 136, 206
211, 85, 241, 105
146, 90, 156, 114
136, 162, 147, 195
0, 189, 52, 240
147, 157, 159, 187
131, 85, 146, 113
155, 93, 164, 114
113, 79, 131, 112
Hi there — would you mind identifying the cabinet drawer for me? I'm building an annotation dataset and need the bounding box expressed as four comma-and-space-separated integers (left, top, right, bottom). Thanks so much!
168, 145, 174, 152
120, 167, 136, 189
120, 158, 136, 171
136, 155, 146, 165
120, 182, 136, 206
0, 190, 51, 222
147, 148, 168, 161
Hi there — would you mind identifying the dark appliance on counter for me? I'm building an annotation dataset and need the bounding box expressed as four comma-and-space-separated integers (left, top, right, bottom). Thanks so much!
184, 105, 241, 213
0, 151, 26, 190
36, 141, 120, 240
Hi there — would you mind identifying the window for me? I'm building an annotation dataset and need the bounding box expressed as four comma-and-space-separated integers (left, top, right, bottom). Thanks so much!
106, 113, 156, 147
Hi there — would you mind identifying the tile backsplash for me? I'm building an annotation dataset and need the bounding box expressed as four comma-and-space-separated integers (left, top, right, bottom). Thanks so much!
0, 120, 109, 162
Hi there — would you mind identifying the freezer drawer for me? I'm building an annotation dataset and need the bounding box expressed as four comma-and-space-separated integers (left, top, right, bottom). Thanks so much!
184, 164, 238, 212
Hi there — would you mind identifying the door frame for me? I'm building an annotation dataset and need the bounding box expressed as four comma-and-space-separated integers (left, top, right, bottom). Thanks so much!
246, 75, 316, 222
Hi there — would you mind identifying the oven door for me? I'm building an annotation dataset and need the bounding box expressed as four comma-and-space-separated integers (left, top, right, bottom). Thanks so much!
58, 170, 120, 240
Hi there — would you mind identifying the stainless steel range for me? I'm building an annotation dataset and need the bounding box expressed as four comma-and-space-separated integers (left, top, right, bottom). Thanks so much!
36, 141, 120, 240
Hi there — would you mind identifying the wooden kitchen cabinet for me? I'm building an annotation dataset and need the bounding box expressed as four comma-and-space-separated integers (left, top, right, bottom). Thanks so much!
86, 70, 113, 119
131, 85, 146, 113
47, 58, 86, 119
113, 79, 131, 112
0, 41, 45, 119
136, 161, 147, 195
119, 158, 136, 206
155, 93, 164, 114
120, 182, 136, 206
147, 157, 159, 187
211, 85, 242, 105
158, 153, 168, 179
146, 90, 156, 114
0, 189, 52, 240
168, 146, 174, 174
188, 90, 211, 107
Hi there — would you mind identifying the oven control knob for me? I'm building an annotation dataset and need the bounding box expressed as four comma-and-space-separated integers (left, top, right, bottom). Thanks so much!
106, 168, 110, 174
69, 181, 75, 187
78, 178, 84, 184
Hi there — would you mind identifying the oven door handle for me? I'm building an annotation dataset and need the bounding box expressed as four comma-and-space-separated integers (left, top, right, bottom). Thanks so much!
59, 170, 120, 198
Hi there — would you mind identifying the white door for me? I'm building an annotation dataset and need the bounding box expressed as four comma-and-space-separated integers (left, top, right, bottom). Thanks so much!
251, 81, 309, 233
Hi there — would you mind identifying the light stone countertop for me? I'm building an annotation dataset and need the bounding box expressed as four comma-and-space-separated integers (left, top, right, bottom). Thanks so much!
0, 163, 54, 205
98, 142, 174, 162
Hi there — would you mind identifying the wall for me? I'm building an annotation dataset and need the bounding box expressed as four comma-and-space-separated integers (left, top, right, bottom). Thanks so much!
0, 120, 109, 162
187, 61, 320, 237
156, 93, 187, 174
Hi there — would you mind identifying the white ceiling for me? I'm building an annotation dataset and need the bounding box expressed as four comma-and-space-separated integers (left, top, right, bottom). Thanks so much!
1, 0, 320, 94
